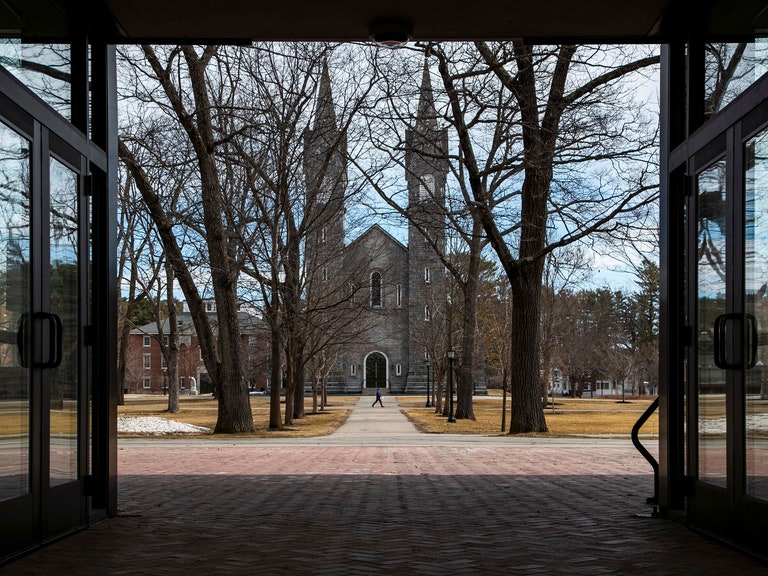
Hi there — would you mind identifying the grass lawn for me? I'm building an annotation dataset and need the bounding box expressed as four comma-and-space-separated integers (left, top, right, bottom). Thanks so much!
398, 395, 659, 437
118, 395, 357, 438
115, 393, 659, 438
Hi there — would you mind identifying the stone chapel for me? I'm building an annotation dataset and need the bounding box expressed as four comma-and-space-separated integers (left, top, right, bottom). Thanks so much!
303, 58, 485, 395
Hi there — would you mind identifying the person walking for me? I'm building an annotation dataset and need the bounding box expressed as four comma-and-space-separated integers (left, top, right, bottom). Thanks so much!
372, 387, 384, 407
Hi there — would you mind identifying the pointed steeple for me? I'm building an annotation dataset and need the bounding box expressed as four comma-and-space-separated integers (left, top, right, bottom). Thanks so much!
304, 55, 348, 212
313, 58, 337, 138
404, 56, 449, 185
415, 58, 439, 137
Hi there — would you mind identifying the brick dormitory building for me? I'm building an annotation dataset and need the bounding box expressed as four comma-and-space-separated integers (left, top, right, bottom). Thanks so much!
125, 301, 269, 395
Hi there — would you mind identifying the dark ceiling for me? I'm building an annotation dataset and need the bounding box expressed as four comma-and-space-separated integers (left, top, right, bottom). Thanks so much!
2, 0, 768, 42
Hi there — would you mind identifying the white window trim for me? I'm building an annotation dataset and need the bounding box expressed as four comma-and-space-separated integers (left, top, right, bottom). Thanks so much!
396, 364, 402, 376
143, 353, 151, 369
396, 284, 402, 307
142, 377, 151, 389
424, 267, 431, 283
143, 335, 151, 347
424, 306, 431, 321
351, 364, 357, 376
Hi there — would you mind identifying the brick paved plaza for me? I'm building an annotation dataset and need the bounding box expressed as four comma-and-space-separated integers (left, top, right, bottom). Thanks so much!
2, 399, 766, 575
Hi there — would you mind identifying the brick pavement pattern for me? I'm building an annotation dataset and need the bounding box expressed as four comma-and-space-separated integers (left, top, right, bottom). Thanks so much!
2, 399, 766, 575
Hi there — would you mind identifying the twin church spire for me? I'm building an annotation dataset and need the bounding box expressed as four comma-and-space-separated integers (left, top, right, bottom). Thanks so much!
307, 55, 446, 211
303, 54, 451, 395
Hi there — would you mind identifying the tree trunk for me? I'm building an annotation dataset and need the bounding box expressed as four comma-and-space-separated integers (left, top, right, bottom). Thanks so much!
434, 377, 443, 414
455, 220, 483, 420
312, 374, 318, 414
283, 343, 295, 426
134, 45, 253, 433
321, 376, 328, 410
186, 50, 252, 433
501, 379, 508, 432
508, 261, 548, 433
293, 363, 305, 419
117, 270, 137, 405
442, 374, 451, 416
166, 263, 180, 414
268, 297, 282, 429
116, 209, 137, 406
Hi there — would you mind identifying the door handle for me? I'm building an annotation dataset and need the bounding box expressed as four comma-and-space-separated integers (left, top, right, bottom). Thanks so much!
713, 313, 758, 370
16, 312, 29, 368
746, 313, 758, 369
16, 312, 63, 369
38, 312, 63, 369
713, 313, 741, 370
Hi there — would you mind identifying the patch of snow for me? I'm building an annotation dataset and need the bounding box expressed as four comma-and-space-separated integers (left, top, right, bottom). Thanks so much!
118, 416, 210, 434
699, 414, 768, 435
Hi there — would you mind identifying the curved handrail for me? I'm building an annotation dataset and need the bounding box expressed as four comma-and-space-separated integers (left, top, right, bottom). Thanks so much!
631, 396, 659, 505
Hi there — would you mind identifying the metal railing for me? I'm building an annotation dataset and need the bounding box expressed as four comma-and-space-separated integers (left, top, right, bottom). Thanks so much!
631, 396, 659, 509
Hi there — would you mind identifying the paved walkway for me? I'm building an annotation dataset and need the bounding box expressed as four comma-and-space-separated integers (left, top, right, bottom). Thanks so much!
2, 398, 766, 575
324, 395, 421, 442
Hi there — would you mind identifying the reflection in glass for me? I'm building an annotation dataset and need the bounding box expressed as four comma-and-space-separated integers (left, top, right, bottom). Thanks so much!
697, 159, 728, 487
0, 122, 30, 502
0, 41, 71, 120
704, 42, 768, 118
48, 157, 78, 487
745, 130, 768, 501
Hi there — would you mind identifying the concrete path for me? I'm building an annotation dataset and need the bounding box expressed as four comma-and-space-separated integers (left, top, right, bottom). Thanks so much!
324, 395, 420, 442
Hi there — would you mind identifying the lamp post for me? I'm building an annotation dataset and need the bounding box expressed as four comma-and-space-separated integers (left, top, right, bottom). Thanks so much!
447, 348, 456, 423
425, 359, 432, 408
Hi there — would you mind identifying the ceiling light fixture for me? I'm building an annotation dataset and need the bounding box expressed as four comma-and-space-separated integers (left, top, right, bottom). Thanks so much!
369, 19, 413, 48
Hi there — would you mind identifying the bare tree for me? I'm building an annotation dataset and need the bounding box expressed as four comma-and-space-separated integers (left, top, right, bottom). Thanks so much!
118, 44, 253, 432
225, 44, 377, 425
426, 42, 659, 433
117, 169, 151, 404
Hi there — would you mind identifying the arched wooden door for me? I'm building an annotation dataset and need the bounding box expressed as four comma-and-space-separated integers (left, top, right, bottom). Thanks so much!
365, 352, 387, 389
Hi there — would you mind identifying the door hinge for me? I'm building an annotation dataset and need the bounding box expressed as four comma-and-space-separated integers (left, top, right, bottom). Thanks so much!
83, 474, 94, 496
83, 173, 93, 197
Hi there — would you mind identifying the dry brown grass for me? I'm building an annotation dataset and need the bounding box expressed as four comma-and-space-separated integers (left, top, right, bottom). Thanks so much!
118, 395, 358, 438
2, 394, 660, 439
398, 396, 659, 437
1, 404, 78, 435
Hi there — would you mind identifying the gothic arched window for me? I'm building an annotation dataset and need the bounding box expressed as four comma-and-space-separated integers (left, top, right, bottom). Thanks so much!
370, 272, 382, 307
318, 175, 332, 203
418, 174, 435, 200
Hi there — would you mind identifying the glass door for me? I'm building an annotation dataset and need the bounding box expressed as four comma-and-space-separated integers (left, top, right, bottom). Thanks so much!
687, 101, 768, 551
0, 94, 88, 556
0, 113, 36, 555
742, 126, 768, 549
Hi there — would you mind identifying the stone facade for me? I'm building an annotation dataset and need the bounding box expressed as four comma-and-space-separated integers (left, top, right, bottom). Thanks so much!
304, 59, 486, 395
